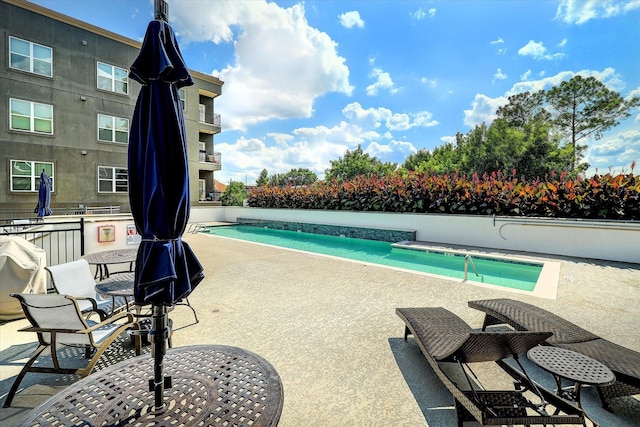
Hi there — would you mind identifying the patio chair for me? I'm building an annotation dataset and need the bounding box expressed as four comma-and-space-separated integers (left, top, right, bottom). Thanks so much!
396, 307, 586, 426
469, 298, 640, 410
3, 293, 138, 407
46, 259, 129, 320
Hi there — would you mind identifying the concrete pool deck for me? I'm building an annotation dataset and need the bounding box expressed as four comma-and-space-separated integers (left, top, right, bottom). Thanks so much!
1, 231, 639, 426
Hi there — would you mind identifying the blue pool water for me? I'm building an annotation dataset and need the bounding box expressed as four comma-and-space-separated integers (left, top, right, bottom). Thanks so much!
204, 225, 541, 291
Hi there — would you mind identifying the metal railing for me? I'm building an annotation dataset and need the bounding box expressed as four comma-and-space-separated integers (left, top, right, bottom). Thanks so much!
199, 111, 221, 127
198, 151, 222, 164
0, 206, 121, 219
0, 218, 85, 266
463, 254, 479, 281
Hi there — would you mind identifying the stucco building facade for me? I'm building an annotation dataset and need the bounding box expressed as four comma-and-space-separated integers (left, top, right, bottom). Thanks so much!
0, 0, 223, 213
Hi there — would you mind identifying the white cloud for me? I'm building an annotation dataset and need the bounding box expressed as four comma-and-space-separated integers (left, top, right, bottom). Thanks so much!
555, 0, 640, 25
216, 132, 348, 184
421, 77, 438, 88
463, 94, 508, 127
490, 37, 507, 55
342, 102, 438, 130
235, 137, 265, 152
627, 86, 640, 99
629, 87, 640, 121
508, 67, 625, 94
492, 68, 507, 83
172, 1, 353, 131
411, 111, 439, 128
520, 70, 532, 80
366, 68, 399, 96
267, 132, 294, 147
463, 67, 629, 130
586, 128, 640, 175
366, 140, 416, 164
342, 102, 386, 128
440, 135, 456, 145
518, 40, 565, 60
339, 11, 364, 28
387, 114, 414, 131
411, 7, 436, 20
217, 102, 435, 183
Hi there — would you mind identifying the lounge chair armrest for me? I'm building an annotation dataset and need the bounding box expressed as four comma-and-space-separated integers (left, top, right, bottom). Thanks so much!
72, 296, 100, 310
79, 312, 134, 333
18, 326, 82, 334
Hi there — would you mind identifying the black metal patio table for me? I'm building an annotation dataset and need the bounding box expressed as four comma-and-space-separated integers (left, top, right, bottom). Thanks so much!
83, 248, 138, 280
528, 345, 615, 426
95, 272, 135, 304
15, 344, 284, 427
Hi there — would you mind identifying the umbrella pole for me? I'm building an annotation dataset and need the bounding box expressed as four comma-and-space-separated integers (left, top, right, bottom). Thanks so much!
150, 304, 171, 412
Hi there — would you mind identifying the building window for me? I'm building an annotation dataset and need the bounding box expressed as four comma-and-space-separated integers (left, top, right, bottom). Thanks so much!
98, 114, 129, 143
9, 36, 53, 77
10, 98, 53, 134
179, 88, 186, 110
10, 160, 54, 192
98, 166, 128, 193
97, 61, 128, 94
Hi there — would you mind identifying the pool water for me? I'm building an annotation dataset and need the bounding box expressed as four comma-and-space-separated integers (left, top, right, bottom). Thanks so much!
204, 225, 541, 291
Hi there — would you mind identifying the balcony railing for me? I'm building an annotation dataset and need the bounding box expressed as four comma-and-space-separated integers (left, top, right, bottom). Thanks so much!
198, 151, 222, 165
0, 206, 121, 219
199, 111, 221, 127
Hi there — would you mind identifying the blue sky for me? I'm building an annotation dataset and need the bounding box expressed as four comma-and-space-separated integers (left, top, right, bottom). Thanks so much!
31, 0, 640, 184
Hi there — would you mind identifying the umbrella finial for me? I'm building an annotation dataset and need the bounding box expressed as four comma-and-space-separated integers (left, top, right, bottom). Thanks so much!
155, 0, 168, 21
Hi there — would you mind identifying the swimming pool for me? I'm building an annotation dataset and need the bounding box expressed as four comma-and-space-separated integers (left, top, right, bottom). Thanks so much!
204, 225, 548, 293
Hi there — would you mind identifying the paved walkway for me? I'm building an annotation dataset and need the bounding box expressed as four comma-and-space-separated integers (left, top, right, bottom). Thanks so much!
1, 232, 639, 426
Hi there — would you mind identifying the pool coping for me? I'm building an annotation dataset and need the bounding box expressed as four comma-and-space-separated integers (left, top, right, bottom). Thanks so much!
392, 241, 560, 300
205, 229, 561, 300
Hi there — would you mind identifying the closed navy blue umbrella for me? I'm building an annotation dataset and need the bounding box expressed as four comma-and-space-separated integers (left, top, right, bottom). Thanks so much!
128, 19, 203, 307
128, 3, 204, 411
36, 170, 52, 218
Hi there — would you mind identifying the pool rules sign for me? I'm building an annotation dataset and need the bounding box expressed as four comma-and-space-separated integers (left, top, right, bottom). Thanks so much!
126, 224, 142, 245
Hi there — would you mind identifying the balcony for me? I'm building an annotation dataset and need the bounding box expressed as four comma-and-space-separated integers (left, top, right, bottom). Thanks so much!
198, 151, 222, 171
199, 110, 221, 131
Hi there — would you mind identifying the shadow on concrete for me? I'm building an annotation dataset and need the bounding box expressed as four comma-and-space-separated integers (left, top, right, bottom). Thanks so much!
390, 335, 640, 427
389, 337, 460, 427
0, 332, 146, 426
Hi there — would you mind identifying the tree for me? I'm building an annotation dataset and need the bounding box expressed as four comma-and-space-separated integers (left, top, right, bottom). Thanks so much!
401, 148, 432, 171
496, 90, 549, 128
439, 118, 569, 179
268, 168, 318, 186
221, 181, 246, 206
256, 169, 269, 187
546, 75, 640, 172
416, 142, 460, 174
325, 145, 396, 181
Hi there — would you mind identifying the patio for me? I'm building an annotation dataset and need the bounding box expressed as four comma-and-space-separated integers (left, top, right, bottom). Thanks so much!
1, 231, 639, 426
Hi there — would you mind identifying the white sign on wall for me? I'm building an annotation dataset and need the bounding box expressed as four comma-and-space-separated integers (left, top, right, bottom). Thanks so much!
126, 224, 142, 245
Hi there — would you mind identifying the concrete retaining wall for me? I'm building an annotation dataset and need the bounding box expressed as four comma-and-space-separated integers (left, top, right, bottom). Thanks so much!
190, 206, 640, 264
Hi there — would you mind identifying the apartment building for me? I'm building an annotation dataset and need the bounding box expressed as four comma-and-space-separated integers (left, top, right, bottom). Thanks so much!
0, 0, 224, 213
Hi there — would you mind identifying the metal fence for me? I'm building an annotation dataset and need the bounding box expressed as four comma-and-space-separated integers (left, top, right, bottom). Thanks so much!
0, 218, 85, 266
0, 206, 121, 220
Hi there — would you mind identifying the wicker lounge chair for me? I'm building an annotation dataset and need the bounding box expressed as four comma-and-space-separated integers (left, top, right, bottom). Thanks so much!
396, 307, 586, 426
468, 298, 640, 410
3, 293, 137, 407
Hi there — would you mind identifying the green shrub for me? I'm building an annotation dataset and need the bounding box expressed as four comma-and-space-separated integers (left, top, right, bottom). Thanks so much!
246, 171, 640, 220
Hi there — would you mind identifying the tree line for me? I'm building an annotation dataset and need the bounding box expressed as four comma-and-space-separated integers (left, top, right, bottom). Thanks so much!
254, 75, 639, 189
